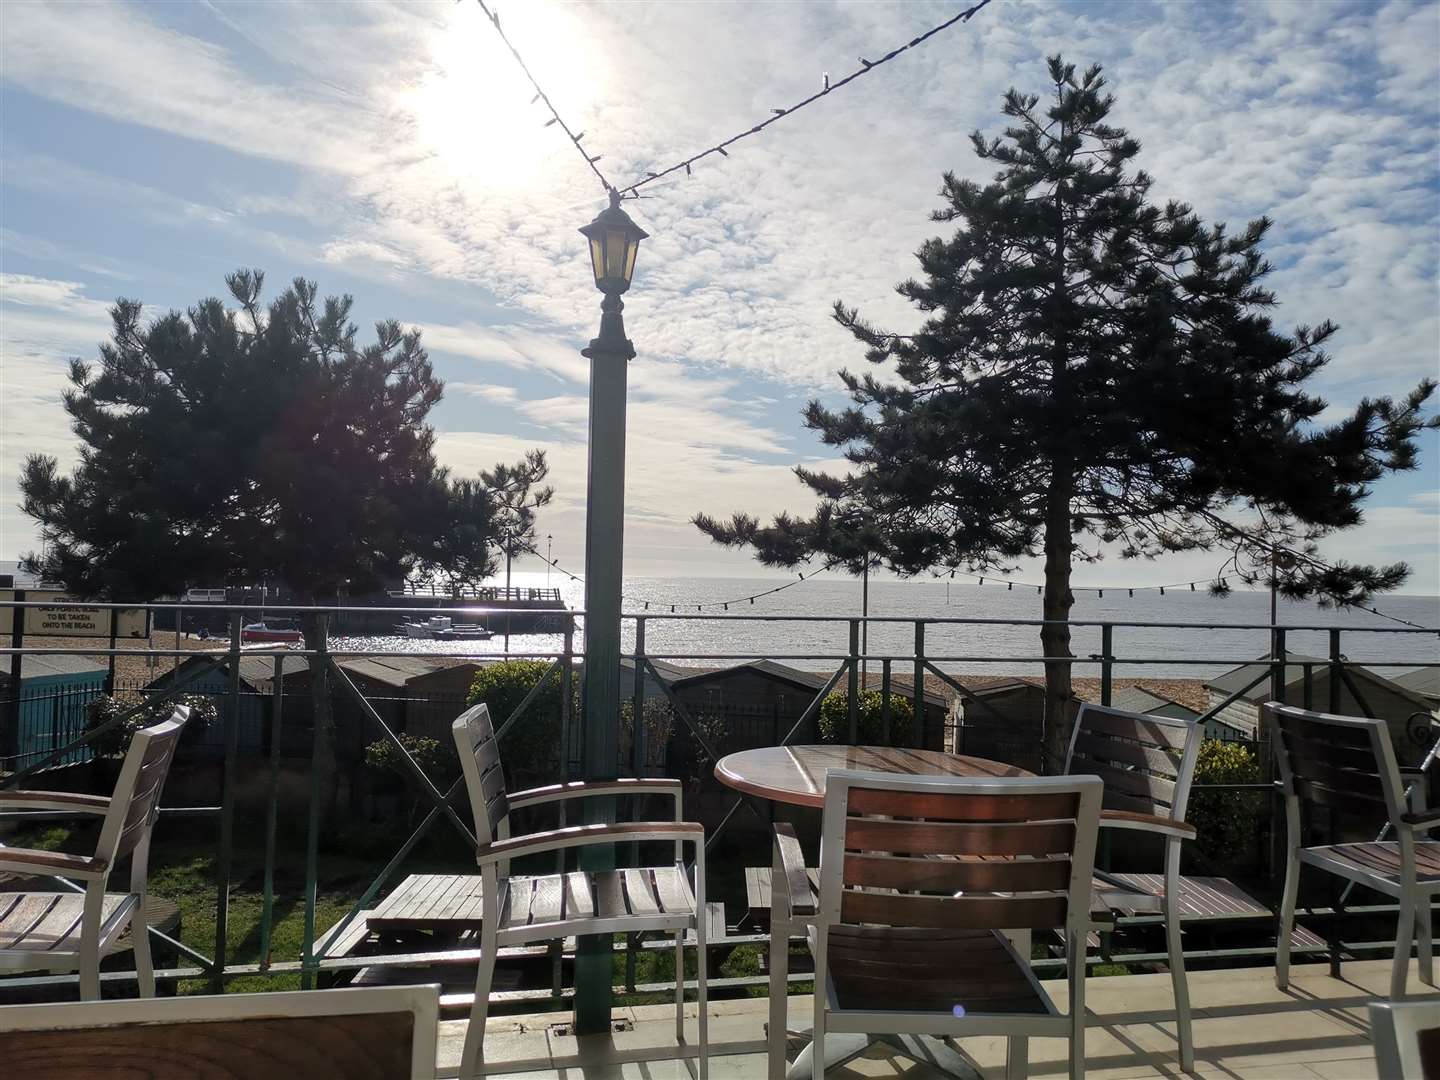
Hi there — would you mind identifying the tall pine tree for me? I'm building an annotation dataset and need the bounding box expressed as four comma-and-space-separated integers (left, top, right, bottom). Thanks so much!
696, 58, 1436, 766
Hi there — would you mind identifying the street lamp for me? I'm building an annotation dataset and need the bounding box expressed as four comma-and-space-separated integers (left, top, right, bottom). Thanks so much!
574, 188, 647, 1034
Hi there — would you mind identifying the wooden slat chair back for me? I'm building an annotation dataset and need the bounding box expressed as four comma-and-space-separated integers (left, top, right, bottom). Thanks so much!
97, 710, 189, 881
819, 779, 1096, 936
1065, 704, 1200, 823
792, 771, 1102, 1080
451, 702, 709, 1079
0, 984, 440, 1079
1062, 703, 1202, 1070
455, 698, 510, 849
0, 707, 190, 1000
1265, 703, 1438, 1000
1269, 702, 1406, 830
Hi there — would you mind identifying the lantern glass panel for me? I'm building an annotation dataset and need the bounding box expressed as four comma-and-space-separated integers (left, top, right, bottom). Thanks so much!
589, 236, 605, 285
604, 228, 629, 280
624, 240, 638, 282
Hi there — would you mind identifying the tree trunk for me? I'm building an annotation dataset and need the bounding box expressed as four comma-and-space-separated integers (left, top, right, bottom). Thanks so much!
1040, 480, 1075, 772
1041, 97, 1075, 774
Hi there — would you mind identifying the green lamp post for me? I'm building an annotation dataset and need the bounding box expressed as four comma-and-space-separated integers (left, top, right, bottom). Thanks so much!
573, 189, 648, 1033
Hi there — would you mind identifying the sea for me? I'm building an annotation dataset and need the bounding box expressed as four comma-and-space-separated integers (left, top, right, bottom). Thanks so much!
5, 560, 1435, 679
335, 570, 1440, 682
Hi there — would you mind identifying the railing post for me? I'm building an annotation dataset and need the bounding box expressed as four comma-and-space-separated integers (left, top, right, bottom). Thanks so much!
211, 611, 242, 993
4, 589, 24, 765
561, 623, 575, 777
847, 619, 860, 744
1328, 629, 1342, 714
881, 659, 892, 746
913, 621, 925, 748
1100, 623, 1113, 707
632, 616, 647, 777
1271, 627, 1288, 706
259, 653, 285, 973
301, 614, 329, 990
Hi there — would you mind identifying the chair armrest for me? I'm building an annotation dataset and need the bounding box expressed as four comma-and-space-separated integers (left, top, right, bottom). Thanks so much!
474, 821, 702, 865
1099, 809, 1197, 840
507, 779, 683, 813
1402, 809, 1440, 831
0, 846, 108, 878
772, 822, 815, 918
0, 790, 111, 814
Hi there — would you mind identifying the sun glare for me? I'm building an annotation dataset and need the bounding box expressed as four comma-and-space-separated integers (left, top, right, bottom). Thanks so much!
406, 2, 604, 193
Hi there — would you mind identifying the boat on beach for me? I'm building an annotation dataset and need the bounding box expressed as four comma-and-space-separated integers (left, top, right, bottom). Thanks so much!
394, 615, 494, 641
240, 619, 305, 643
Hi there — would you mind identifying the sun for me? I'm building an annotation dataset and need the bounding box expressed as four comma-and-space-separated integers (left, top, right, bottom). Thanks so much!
405, 1, 605, 193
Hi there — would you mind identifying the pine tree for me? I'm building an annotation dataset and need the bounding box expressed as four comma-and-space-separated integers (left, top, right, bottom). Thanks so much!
20, 271, 552, 801
696, 57, 1437, 767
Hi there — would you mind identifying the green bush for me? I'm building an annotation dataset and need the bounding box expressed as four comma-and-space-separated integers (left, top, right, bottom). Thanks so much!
465, 660, 570, 778
84, 693, 217, 758
817, 689, 913, 746
1187, 738, 1265, 872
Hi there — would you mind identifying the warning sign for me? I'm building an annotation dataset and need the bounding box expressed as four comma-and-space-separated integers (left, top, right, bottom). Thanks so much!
1, 590, 149, 639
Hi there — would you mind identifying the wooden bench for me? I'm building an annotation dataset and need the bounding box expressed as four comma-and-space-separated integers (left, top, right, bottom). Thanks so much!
0, 984, 440, 1079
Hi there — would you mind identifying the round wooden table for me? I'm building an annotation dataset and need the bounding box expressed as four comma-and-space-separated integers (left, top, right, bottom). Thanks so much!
714, 744, 1034, 808
713, 745, 1030, 1080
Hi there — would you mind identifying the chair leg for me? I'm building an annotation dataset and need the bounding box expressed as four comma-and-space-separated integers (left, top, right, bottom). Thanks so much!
459, 943, 497, 1080
1418, 897, 1434, 988
1393, 890, 1416, 1001
79, 954, 100, 1001
1275, 854, 1300, 990
132, 904, 155, 998
1069, 929, 1086, 1080
1005, 1036, 1028, 1080
1163, 850, 1194, 1073
695, 920, 709, 1080
675, 929, 686, 1044
811, 927, 827, 1080
768, 915, 790, 1080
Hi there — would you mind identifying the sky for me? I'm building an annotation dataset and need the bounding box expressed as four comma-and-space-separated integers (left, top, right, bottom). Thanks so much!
1, 0, 1438, 592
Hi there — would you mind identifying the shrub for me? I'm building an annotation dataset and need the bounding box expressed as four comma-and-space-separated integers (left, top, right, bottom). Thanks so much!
817, 689, 913, 746
465, 660, 571, 779
84, 693, 217, 758
1186, 738, 1265, 873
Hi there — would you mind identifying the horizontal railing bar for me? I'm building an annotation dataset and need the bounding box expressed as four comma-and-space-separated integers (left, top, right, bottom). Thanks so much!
0, 806, 221, 820
3, 599, 1433, 635
0, 600, 584, 615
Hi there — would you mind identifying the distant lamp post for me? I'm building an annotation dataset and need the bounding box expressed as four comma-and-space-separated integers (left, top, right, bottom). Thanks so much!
574, 188, 647, 1035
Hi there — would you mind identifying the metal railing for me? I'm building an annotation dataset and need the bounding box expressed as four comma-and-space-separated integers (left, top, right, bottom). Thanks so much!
1, 598, 1437, 1004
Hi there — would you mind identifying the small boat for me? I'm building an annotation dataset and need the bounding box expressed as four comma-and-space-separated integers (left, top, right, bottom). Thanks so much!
394, 616, 494, 641
241, 619, 305, 643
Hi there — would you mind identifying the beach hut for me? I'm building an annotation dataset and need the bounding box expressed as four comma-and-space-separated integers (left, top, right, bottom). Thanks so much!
0, 654, 108, 768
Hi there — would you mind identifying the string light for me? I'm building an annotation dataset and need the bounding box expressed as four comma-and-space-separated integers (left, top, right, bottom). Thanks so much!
615, 0, 995, 198
515, 541, 841, 612
473, 0, 613, 194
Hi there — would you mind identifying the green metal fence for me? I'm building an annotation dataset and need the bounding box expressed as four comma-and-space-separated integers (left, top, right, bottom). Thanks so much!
1, 598, 1437, 1004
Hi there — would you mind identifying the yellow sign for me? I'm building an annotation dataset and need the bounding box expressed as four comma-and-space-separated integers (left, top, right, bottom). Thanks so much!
1, 590, 149, 639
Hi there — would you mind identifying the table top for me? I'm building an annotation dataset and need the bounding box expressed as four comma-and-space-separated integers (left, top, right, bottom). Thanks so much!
713, 744, 1034, 808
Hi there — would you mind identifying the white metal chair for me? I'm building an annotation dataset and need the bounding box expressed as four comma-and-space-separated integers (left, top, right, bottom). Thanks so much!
0, 706, 189, 999
768, 769, 1103, 1080
1371, 999, 1440, 1079
1267, 702, 1439, 1000
0, 983, 440, 1078
451, 702, 709, 1079
1063, 703, 1202, 1071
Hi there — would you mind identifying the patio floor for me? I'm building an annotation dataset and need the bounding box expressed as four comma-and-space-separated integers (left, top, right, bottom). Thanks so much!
437, 957, 1424, 1079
